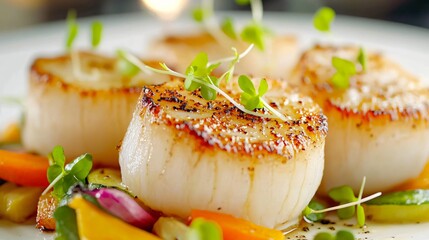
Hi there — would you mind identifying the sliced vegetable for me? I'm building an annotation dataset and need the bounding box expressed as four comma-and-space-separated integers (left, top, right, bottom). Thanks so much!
54, 205, 80, 240
36, 191, 58, 230
190, 209, 284, 240
0, 182, 43, 222
153, 217, 189, 240
87, 188, 158, 229
364, 190, 429, 223
0, 150, 49, 187
87, 168, 124, 190
69, 196, 161, 240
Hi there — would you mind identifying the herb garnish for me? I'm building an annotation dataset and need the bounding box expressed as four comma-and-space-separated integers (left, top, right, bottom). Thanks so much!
313, 7, 336, 33
331, 57, 356, 89
54, 205, 80, 240
303, 177, 381, 227
42, 146, 93, 199
357, 47, 367, 72
91, 21, 103, 49
120, 46, 289, 121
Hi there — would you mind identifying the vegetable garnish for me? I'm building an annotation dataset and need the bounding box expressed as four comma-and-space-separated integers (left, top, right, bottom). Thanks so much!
193, 0, 268, 50
313, 7, 336, 33
42, 146, 93, 199
303, 177, 381, 227
91, 21, 103, 49
314, 230, 355, 240
53, 205, 80, 240
190, 209, 284, 240
0, 150, 49, 187
188, 218, 223, 240
120, 46, 289, 121
357, 47, 367, 71
331, 56, 356, 89
303, 200, 326, 222
65, 10, 79, 51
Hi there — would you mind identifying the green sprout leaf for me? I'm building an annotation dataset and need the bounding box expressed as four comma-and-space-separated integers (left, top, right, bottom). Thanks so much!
54, 205, 79, 240
91, 21, 103, 49
221, 18, 237, 39
258, 78, 268, 96
356, 205, 365, 227
303, 200, 326, 222
329, 186, 357, 203
313, 7, 336, 32
238, 75, 267, 110
192, 7, 206, 23
331, 57, 356, 89
337, 205, 356, 220
188, 218, 222, 240
45, 146, 93, 200
235, 0, 251, 5
65, 10, 79, 51
336, 230, 355, 240
116, 49, 140, 77
238, 75, 256, 95
241, 23, 265, 50
314, 232, 335, 240
357, 47, 367, 71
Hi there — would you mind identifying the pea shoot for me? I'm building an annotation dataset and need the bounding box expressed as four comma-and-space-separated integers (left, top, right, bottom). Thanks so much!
303, 177, 381, 227
91, 21, 103, 49
221, 18, 237, 40
357, 47, 367, 71
42, 146, 93, 200
119, 46, 289, 122
66, 10, 79, 51
302, 200, 326, 222
331, 57, 356, 89
313, 7, 336, 33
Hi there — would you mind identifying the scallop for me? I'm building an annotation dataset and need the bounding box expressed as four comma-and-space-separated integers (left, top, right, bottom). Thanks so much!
119, 77, 327, 229
23, 51, 169, 167
290, 45, 429, 194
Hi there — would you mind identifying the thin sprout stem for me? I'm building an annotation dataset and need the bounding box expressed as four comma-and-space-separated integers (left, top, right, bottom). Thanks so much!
260, 98, 289, 122
42, 172, 65, 195
191, 78, 277, 119
312, 192, 382, 214
208, 44, 254, 65
251, 0, 263, 24
123, 53, 186, 78
358, 176, 366, 200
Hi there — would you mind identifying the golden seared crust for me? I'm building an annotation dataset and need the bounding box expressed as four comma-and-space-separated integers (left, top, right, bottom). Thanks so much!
138, 78, 327, 161
291, 45, 429, 123
30, 51, 164, 95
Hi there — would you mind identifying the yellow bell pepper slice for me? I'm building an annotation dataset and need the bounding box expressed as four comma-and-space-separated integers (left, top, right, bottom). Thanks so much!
69, 196, 161, 240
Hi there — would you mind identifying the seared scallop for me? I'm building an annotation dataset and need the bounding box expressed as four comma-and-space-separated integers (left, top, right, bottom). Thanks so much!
23, 52, 169, 167
149, 32, 299, 79
119, 77, 327, 229
290, 45, 429, 194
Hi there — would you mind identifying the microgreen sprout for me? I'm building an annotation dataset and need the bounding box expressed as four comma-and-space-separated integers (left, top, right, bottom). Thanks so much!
66, 10, 79, 51
43, 146, 93, 199
313, 7, 336, 33
91, 21, 103, 49
221, 17, 237, 40
357, 47, 367, 72
303, 177, 381, 227
120, 46, 289, 121
331, 57, 356, 89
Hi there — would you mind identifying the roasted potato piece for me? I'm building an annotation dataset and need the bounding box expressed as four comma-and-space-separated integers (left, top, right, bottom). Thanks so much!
36, 192, 58, 230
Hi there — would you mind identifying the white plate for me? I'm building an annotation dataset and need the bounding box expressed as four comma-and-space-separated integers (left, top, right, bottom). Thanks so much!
0, 11, 429, 240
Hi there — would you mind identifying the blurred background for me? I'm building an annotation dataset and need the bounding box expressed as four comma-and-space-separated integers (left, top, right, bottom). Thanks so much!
0, 0, 428, 32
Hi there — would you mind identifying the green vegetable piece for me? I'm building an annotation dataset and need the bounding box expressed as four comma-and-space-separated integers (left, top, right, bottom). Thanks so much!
192, 8, 205, 23
337, 205, 355, 220
91, 21, 103, 49
187, 52, 209, 77
313, 7, 336, 32
313, 232, 335, 240
46, 146, 93, 199
366, 190, 429, 205
258, 78, 268, 96
116, 50, 140, 77
188, 218, 222, 240
304, 200, 325, 222
328, 186, 357, 203
201, 85, 217, 100
54, 205, 80, 240
238, 75, 256, 95
356, 205, 365, 227
235, 0, 251, 5
357, 47, 367, 71
65, 10, 79, 51
332, 57, 356, 76
221, 18, 237, 39
241, 23, 265, 50
336, 230, 355, 240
